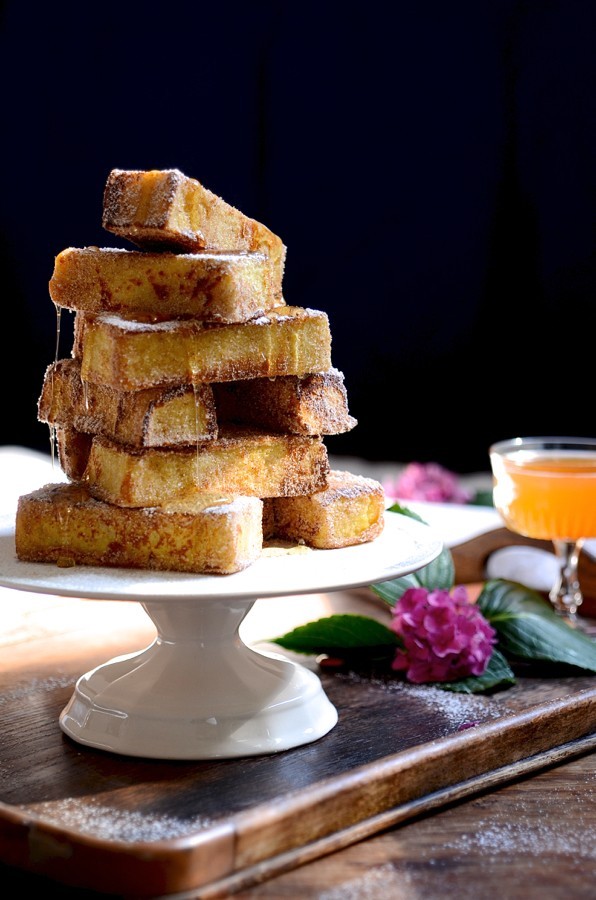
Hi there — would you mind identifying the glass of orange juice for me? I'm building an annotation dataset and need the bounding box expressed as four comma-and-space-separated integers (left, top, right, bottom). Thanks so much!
489, 436, 596, 621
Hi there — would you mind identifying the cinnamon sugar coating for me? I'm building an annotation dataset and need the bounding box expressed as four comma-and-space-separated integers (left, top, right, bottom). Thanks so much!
77, 307, 332, 391
39, 358, 354, 448
16, 482, 263, 575
49, 247, 284, 323
82, 428, 329, 508
54, 426, 92, 481
213, 368, 357, 436
263, 470, 385, 549
101, 168, 286, 290
39, 358, 217, 448
15, 165, 384, 577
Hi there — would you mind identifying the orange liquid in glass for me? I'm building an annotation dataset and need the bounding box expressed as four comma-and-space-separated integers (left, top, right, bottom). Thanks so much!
492, 452, 596, 541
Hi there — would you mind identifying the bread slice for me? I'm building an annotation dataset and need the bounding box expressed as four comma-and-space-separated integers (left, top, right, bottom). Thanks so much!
39, 358, 218, 447
213, 368, 357, 436
39, 358, 354, 449
15, 482, 263, 575
82, 428, 329, 507
49, 247, 283, 323
77, 306, 332, 391
101, 168, 286, 290
54, 426, 92, 481
263, 470, 385, 549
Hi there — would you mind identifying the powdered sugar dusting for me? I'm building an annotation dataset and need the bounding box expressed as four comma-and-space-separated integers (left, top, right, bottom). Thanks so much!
447, 817, 596, 858
22, 797, 213, 842
313, 470, 384, 506
90, 246, 261, 263
319, 863, 401, 899
335, 673, 509, 730
97, 314, 191, 333
444, 775, 596, 859
0, 675, 73, 706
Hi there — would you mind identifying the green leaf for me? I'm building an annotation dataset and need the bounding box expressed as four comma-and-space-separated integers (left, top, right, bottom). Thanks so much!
478, 579, 596, 673
371, 574, 419, 606
436, 649, 516, 693
416, 544, 455, 590
374, 504, 454, 603
470, 488, 494, 507
370, 544, 454, 608
270, 614, 399, 661
387, 501, 425, 521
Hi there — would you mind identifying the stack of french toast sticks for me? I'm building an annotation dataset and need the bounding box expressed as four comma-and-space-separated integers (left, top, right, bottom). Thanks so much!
15, 168, 385, 574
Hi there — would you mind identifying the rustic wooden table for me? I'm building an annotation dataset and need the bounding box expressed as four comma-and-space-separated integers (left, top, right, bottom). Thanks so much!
231, 751, 596, 900
2, 748, 595, 900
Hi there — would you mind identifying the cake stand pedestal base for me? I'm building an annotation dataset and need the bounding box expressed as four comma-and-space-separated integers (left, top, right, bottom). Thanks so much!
59, 594, 338, 759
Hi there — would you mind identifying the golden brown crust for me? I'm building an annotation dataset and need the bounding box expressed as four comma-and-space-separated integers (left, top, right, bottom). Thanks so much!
77, 306, 332, 391
263, 470, 385, 549
15, 482, 263, 575
38, 358, 218, 447
102, 169, 287, 281
81, 428, 329, 507
16, 166, 382, 577
213, 368, 357, 436
102, 169, 193, 246
54, 426, 92, 480
49, 246, 284, 322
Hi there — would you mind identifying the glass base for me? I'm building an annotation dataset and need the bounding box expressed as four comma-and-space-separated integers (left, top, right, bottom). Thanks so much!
550, 539, 584, 619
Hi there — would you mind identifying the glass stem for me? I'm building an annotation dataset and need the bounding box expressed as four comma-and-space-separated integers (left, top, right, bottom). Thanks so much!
550, 539, 584, 618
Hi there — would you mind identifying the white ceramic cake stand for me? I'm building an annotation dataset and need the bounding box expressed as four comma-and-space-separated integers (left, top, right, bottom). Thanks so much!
0, 512, 441, 760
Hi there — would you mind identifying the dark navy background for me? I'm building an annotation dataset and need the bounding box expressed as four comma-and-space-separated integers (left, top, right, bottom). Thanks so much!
1, 1, 594, 472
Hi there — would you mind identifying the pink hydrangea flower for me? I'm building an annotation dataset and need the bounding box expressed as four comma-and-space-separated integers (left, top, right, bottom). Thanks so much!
386, 462, 472, 504
389, 586, 497, 683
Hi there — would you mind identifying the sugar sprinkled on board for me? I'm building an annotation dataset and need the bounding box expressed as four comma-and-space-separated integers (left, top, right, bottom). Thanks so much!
335, 672, 509, 731
21, 797, 213, 842
0, 675, 74, 706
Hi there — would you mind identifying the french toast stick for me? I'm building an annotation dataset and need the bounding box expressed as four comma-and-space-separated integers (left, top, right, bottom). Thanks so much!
49, 247, 283, 322
102, 168, 286, 288
213, 368, 357, 436
40, 358, 353, 446
54, 426, 92, 480
16, 482, 263, 575
263, 470, 385, 549
39, 358, 218, 447
82, 428, 329, 507
76, 306, 332, 391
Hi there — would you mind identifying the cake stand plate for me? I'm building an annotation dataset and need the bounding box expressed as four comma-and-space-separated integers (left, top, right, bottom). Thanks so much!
0, 511, 442, 760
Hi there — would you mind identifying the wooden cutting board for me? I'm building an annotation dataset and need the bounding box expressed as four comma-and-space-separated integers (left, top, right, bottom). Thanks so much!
0, 587, 595, 898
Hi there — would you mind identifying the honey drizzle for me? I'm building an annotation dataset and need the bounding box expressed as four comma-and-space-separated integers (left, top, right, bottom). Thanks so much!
192, 377, 201, 486
49, 303, 63, 469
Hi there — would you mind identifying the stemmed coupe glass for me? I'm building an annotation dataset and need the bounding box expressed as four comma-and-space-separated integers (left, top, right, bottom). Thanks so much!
489, 436, 596, 623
